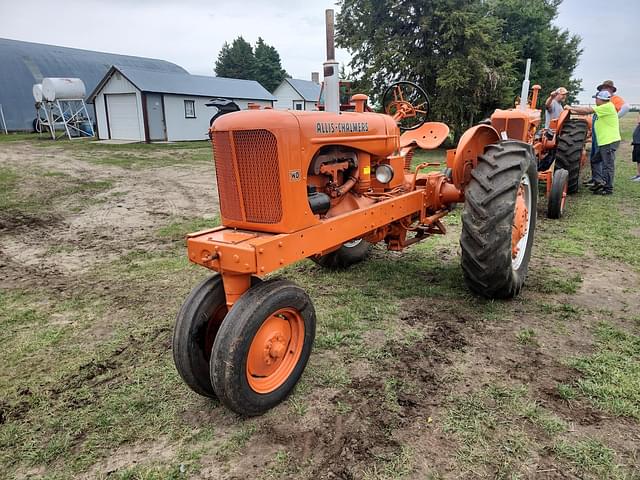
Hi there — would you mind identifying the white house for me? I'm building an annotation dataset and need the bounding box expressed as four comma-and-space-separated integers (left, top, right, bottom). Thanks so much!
273, 77, 321, 111
88, 65, 276, 142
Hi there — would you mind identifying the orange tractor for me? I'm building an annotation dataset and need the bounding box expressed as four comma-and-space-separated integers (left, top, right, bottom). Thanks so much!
172, 12, 539, 416
489, 60, 589, 218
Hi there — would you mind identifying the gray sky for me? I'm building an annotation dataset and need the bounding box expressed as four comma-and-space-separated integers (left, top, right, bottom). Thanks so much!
1, 0, 637, 104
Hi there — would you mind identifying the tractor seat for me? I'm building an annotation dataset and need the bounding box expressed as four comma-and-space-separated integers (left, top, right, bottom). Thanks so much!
399, 122, 450, 150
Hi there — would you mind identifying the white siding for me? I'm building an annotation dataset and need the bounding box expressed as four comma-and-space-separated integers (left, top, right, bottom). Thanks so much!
273, 81, 302, 110
163, 95, 211, 141
94, 73, 143, 140
163, 96, 274, 142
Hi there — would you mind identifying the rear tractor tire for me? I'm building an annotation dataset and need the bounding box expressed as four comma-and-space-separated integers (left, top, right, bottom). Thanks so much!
312, 238, 371, 269
547, 168, 569, 219
555, 118, 588, 194
460, 140, 538, 299
210, 279, 316, 416
172, 274, 260, 398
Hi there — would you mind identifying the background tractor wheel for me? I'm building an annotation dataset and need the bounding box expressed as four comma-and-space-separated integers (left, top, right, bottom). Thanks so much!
210, 279, 316, 416
547, 168, 569, 219
555, 118, 588, 194
460, 140, 538, 299
172, 274, 260, 398
312, 238, 371, 269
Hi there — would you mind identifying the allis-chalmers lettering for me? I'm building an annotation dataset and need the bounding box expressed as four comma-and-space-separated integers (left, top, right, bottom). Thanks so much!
316, 122, 369, 134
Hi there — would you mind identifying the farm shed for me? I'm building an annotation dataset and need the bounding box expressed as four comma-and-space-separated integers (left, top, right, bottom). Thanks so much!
0, 38, 186, 131
88, 66, 276, 142
273, 78, 321, 111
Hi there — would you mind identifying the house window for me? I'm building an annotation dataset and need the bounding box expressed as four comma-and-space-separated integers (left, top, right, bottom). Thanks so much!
293, 101, 303, 111
184, 100, 196, 118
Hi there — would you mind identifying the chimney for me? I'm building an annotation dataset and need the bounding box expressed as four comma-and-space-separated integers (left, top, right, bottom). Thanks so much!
311, 72, 320, 84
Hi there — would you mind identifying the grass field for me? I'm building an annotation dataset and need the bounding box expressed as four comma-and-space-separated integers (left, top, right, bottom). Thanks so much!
1, 116, 639, 479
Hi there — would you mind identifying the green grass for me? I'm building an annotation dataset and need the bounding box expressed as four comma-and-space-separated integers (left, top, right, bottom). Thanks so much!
516, 328, 537, 346
552, 439, 622, 479
568, 322, 640, 419
537, 115, 640, 266
156, 216, 220, 242
0, 132, 41, 142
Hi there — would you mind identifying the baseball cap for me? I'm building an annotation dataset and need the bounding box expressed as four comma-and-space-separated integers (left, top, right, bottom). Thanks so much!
555, 87, 568, 95
593, 91, 612, 101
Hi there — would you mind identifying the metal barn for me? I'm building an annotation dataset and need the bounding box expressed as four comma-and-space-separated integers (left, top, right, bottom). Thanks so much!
88, 66, 276, 142
0, 38, 186, 131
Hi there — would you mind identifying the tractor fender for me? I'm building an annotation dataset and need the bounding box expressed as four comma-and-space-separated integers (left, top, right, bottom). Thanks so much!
451, 124, 501, 190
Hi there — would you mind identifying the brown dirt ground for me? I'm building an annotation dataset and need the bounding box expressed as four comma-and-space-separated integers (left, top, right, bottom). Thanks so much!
2, 140, 639, 479
0, 142, 217, 292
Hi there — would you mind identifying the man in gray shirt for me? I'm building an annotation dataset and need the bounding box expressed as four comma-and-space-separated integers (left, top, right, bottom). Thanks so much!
544, 87, 568, 129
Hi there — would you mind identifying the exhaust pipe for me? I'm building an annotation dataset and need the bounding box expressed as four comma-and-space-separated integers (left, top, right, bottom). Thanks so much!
323, 9, 340, 113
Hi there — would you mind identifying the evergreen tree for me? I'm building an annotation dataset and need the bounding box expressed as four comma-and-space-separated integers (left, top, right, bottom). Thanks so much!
253, 38, 288, 92
214, 37, 256, 80
214, 37, 288, 92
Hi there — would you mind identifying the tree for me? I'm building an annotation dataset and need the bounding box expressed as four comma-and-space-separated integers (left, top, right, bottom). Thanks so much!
488, 0, 583, 102
253, 38, 288, 92
214, 37, 256, 80
214, 37, 288, 93
336, 0, 582, 137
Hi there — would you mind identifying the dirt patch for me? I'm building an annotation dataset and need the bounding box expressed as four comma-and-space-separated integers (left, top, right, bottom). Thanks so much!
78, 440, 177, 479
567, 260, 640, 315
240, 301, 474, 478
0, 142, 217, 290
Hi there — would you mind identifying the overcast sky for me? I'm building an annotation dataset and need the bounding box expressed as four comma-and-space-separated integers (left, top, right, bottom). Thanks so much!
0, 0, 637, 104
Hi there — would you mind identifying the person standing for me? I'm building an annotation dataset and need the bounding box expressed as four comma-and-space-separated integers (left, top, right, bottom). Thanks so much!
632, 114, 640, 182
544, 87, 568, 129
585, 80, 630, 186
597, 80, 630, 118
566, 90, 621, 195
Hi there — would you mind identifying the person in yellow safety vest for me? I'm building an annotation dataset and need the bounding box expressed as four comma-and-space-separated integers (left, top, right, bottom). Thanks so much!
566, 90, 621, 195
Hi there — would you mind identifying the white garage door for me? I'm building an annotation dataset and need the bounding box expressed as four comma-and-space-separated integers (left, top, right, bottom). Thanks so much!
107, 94, 142, 140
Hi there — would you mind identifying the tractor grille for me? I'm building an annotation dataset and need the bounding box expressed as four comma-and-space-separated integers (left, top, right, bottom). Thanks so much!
212, 129, 283, 224
492, 118, 526, 141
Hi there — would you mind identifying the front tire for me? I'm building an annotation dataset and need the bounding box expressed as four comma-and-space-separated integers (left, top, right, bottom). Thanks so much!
210, 279, 316, 416
547, 168, 569, 219
555, 119, 588, 194
172, 274, 260, 398
460, 140, 538, 299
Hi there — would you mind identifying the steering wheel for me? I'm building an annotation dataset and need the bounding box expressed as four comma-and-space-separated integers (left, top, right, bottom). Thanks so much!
382, 81, 430, 131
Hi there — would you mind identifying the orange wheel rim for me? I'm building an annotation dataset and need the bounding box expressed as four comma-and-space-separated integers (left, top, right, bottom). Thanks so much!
246, 308, 305, 394
511, 174, 532, 270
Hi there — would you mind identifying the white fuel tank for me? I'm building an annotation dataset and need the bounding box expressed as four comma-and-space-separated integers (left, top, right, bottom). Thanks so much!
32, 83, 43, 103
42, 78, 86, 101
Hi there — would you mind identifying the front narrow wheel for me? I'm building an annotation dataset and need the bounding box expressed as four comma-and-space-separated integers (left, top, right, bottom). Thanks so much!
547, 168, 569, 219
460, 140, 538, 299
210, 279, 316, 416
173, 275, 261, 398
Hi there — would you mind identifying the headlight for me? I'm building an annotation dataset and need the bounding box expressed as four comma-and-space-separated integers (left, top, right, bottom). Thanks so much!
375, 164, 394, 184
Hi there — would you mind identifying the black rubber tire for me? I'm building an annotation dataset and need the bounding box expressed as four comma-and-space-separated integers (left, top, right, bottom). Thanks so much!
172, 274, 260, 398
547, 168, 569, 219
210, 279, 316, 416
312, 238, 372, 269
460, 140, 538, 299
555, 119, 588, 194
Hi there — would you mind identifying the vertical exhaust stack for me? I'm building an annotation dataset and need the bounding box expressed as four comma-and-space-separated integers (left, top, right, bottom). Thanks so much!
519, 58, 532, 111
323, 9, 340, 113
